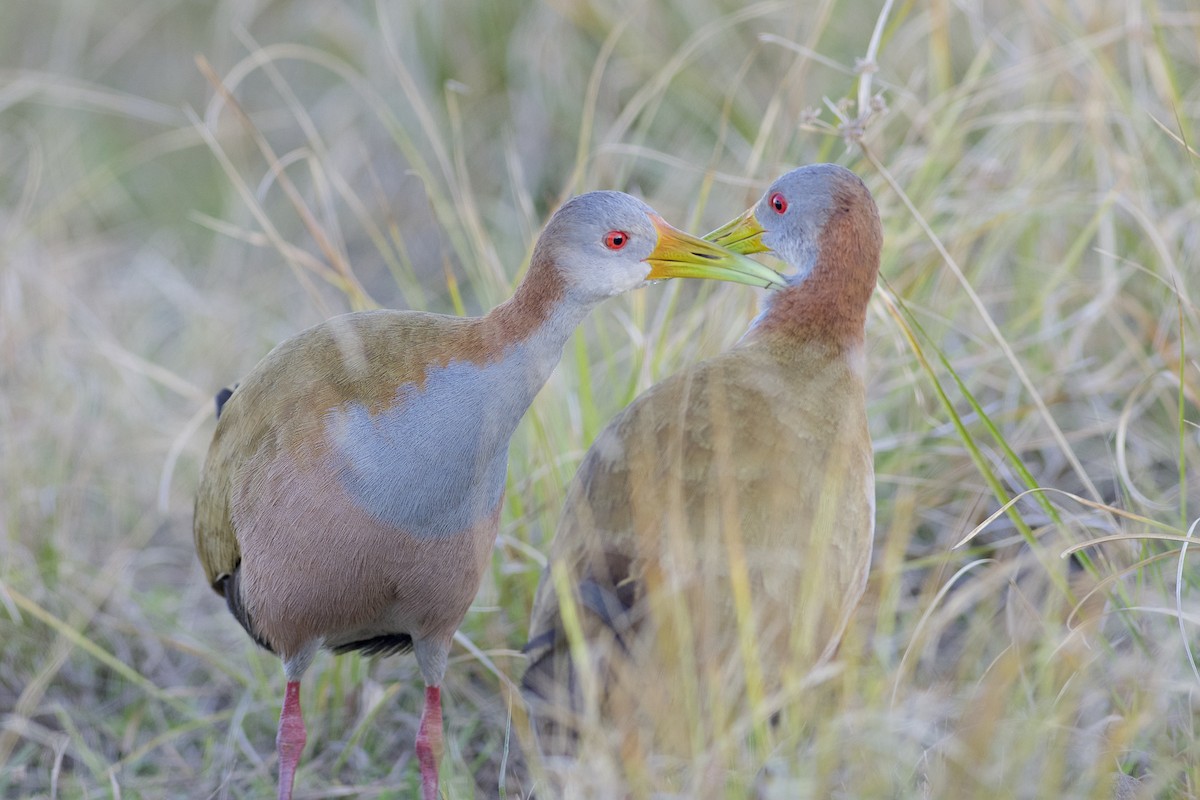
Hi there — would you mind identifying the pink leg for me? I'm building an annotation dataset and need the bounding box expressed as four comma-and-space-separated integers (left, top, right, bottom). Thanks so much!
415, 685, 443, 800
276, 681, 307, 800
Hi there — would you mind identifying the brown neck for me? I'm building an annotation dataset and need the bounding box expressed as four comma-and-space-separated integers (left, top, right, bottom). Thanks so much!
750, 262, 873, 351
479, 252, 568, 351
748, 188, 881, 354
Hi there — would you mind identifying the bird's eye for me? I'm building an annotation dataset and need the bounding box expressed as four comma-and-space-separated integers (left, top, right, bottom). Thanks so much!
770, 192, 788, 214
603, 230, 629, 250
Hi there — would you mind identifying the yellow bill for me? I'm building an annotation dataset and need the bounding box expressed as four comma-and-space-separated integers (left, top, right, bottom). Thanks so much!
645, 215, 784, 288
703, 207, 771, 256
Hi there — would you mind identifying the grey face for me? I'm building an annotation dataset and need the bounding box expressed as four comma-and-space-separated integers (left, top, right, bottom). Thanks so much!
755, 164, 848, 281
549, 191, 659, 259
539, 191, 660, 299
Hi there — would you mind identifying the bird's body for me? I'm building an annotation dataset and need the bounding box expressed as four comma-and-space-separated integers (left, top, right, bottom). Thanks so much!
522, 165, 882, 775
193, 191, 783, 800
198, 301, 580, 666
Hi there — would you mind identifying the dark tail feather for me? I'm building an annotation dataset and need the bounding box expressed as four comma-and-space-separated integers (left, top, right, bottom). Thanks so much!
520, 628, 562, 700
521, 576, 643, 758
214, 385, 237, 419
521, 575, 639, 704
217, 565, 275, 654
576, 580, 638, 655
331, 634, 414, 658
521, 631, 582, 758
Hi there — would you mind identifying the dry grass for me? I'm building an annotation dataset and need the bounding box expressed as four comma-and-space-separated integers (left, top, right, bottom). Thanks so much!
1, 0, 1198, 797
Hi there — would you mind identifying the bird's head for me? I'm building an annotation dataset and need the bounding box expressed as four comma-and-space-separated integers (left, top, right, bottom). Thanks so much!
704, 164, 881, 288
533, 191, 785, 302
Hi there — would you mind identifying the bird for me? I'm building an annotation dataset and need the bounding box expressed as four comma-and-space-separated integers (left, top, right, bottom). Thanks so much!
521, 164, 882, 782
192, 190, 785, 800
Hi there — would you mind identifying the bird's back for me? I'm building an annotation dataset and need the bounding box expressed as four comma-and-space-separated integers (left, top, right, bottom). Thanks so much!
524, 337, 874, 758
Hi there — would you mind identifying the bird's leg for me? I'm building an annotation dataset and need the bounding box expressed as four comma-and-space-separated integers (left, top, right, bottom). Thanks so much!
276, 680, 307, 800
415, 685, 443, 800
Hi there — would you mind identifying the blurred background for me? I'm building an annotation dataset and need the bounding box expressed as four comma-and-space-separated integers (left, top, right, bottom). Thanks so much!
1, 0, 1197, 797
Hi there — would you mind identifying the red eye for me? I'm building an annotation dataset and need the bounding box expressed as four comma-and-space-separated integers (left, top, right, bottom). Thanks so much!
770, 192, 788, 214
603, 230, 629, 250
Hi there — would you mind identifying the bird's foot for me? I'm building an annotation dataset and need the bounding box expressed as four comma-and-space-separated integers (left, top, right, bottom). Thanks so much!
276, 681, 307, 800
415, 685, 443, 800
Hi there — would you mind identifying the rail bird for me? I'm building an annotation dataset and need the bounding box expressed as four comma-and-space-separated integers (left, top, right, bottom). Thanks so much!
193, 190, 783, 800
522, 165, 881, 782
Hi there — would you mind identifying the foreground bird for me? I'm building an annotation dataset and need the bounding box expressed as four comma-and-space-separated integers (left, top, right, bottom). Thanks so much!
193, 190, 783, 800
522, 165, 881, 780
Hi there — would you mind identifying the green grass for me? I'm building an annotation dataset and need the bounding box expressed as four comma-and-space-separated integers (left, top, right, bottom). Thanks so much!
2, 0, 1198, 797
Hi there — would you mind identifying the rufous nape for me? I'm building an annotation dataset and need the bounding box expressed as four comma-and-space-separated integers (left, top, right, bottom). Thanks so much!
193, 190, 784, 800
522, 165, 881, 783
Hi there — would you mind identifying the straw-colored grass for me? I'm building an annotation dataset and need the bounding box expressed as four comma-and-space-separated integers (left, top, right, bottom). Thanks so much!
1, 0, 1197, 797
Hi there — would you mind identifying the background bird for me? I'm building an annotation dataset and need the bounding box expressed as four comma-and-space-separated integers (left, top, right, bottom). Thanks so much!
192, 190, 783, 800
522, 165, 882, 787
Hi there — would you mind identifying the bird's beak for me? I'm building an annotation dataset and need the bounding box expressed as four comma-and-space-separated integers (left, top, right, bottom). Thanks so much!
703, 207, 771, 256
645, 215, 785, 288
